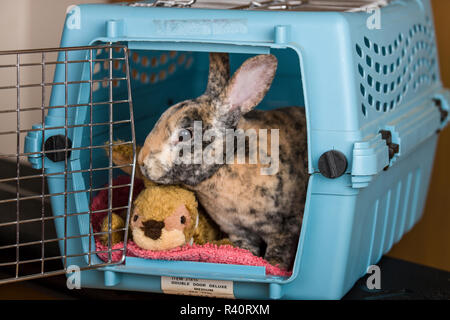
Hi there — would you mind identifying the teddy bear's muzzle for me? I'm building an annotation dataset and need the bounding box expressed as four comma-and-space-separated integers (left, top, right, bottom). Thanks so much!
141, 219, 165, 240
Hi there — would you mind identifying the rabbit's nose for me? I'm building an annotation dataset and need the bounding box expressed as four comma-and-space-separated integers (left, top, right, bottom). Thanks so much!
141, 219, 165, 240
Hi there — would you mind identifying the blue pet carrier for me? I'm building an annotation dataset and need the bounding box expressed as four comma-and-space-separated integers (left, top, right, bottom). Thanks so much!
1, 0, 447, 299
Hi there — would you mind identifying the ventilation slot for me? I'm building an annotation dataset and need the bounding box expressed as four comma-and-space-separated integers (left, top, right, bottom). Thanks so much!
355, 19, 438, 117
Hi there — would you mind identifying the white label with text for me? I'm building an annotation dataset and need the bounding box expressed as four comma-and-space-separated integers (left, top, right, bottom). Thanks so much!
161, 276, 235, 299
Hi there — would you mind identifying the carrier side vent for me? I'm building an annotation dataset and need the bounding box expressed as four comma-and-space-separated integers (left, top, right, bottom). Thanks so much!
356, 19, 438, 117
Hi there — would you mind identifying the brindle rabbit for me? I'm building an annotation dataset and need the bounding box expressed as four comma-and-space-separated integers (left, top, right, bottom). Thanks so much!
138, 53, 308, 269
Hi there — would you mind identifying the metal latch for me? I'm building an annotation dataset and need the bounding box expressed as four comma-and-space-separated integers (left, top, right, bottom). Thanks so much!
127, 0, 196, 7
234, 0, 307, 10
125, 0, 392, 11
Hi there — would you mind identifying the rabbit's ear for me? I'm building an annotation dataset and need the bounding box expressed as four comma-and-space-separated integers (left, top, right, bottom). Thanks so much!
204, 52, 230, 97
219, 54, 277, 114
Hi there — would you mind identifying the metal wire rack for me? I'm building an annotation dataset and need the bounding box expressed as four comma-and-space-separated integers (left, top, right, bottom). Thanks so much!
128, 0, 392, 11
0, 44, 136, 284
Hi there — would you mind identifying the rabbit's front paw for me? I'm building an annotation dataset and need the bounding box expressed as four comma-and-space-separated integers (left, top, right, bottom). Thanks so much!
229, 234, 262, 257
264, 235, 298, 270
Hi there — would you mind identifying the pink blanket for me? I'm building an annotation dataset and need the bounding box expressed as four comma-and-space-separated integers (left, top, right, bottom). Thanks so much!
91, 176, 291, 277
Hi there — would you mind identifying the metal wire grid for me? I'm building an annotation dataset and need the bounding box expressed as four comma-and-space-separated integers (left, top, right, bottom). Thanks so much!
231, 0, 392, 11
129, 0, 392, 11
0, 44, 136, 284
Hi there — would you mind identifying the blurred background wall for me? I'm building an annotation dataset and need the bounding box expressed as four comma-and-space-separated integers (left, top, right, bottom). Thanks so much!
0, 0, 448, 271
0, 0, 108, 52
0, 0, 108, 157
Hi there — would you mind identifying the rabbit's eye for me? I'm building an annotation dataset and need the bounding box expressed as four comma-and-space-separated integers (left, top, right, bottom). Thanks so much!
178, 128, 193, 142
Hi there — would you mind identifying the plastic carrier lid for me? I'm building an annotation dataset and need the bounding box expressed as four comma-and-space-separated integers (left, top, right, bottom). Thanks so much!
128, 0, 392, 12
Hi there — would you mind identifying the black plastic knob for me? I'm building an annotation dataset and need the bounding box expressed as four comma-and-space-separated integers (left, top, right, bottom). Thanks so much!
318, 150, 348, 179
44, 135, 72, 162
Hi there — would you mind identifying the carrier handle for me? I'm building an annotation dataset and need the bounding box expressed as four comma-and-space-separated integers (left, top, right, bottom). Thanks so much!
127, 0, 196, 7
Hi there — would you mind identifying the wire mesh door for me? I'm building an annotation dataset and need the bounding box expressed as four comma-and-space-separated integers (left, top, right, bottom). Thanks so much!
0, 44, 136, 284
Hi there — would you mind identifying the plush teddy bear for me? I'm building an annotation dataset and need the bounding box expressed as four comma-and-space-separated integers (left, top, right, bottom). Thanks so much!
99, 142, 229, 251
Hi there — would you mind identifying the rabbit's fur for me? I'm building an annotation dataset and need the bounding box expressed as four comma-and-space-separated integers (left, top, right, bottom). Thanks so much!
138, 53, 308, 269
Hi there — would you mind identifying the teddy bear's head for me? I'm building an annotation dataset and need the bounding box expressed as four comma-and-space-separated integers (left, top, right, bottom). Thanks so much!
130, 184, 199, 251
103, 141, 204, 251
